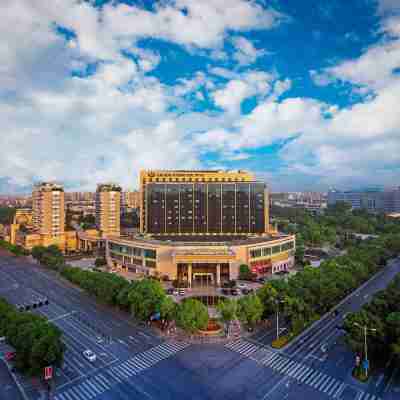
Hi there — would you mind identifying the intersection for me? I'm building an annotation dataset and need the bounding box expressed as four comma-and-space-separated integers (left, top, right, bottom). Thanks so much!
0, 253, 400, 400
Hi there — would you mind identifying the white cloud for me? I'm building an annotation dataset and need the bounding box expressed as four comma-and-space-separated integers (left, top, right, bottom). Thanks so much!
310, 15, 400, 93
212, 70, 275, 114
377, 0, 400, 15
231, 36, 266, 65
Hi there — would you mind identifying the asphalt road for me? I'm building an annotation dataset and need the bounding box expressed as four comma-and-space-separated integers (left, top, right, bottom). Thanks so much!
0, 253, 399, 400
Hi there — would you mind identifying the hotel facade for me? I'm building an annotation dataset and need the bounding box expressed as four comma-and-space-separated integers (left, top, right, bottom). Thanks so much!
107, 170, 295, 285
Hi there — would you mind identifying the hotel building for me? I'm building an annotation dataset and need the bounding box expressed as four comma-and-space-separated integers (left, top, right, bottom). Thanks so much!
107, 170, 295, 285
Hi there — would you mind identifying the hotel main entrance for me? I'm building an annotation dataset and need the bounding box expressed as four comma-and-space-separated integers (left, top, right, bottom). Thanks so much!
177, 262, 230, 287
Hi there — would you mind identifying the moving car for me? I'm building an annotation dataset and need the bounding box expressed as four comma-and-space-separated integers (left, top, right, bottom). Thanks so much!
83, 350, 97, 362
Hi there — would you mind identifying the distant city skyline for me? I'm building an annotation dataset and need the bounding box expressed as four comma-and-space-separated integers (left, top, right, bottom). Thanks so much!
1, 0, 399, 193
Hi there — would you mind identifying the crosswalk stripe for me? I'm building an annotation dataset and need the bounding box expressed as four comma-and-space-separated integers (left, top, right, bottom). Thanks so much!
133, 355, 153, 368
86, 379, 103, 394
94, 374, 110, 390
125, 358, 145, 372
287, 363, 302, 377
263, 353, 280, 365
272, 357, 288, 370
280, 360, 295, 374
363, 393, 371, 400
309, 373, 323, 388
81, 382, 97, 397
305, 371, 320, 385
313, 374, 328, 390
260, 352, 275, 364
333, 382, 345, 398
327, 380, 341, 396
138, 352, 159, 365
322, 377, 335, 393
113, 366, 131, 379
295, 366, 310, 381
80, 383, 95, 399
269, 356, 284, 368
129, 357, 147, 372
119, 362, 138, 376
68, 387, 83, 400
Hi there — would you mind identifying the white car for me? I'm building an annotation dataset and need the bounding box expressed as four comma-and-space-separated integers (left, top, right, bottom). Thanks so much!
83, 350, 97, 362
237, 283, 247, 289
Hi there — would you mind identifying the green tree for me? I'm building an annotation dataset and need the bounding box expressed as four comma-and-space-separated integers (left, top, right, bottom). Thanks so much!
176, 299, 208, 333
216, 298, 238, 325
237, 294, 263, 328
257, 283, 278, 318
160, 296, 178, 322
238, 264, 252, 281
128, 279, 166, 321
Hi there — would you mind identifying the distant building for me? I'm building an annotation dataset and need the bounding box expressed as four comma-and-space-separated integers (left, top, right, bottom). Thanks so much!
121, 191, 140, 211
95, 183, 121, 238
327, 188, 400, 213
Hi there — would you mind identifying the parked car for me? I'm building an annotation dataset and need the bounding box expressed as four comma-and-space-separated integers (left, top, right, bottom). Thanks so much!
241, 288, 253, 295
231, 288, 240, 296
166, 288, 174, 295
178, 288, 186, 296
237, 283, 247, 289
83, 350, 97, 362
221, 288, 230, 295
0, 336, 6, 342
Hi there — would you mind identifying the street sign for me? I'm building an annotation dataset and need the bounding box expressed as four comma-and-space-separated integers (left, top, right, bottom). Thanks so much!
5, 352, 15, 361
362, 359, 369, 371
44, 366, 53, 380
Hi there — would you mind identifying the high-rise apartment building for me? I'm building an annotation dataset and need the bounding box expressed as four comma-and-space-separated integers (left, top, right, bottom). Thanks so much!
140, 170, 269, 235
95, 183, 121, 237
32, 182, 65, 237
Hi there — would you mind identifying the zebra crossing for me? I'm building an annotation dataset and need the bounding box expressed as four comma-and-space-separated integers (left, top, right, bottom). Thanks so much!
54, 340, 190, 400
225, 339, 382, 400
110, 340, 190, 379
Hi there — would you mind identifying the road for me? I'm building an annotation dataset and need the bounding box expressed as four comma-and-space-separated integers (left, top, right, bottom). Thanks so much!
0, 253, 399, 400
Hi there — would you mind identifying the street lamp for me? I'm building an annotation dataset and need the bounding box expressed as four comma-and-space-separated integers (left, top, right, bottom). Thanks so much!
353, 322, 377, 375
275, 299, 285, 340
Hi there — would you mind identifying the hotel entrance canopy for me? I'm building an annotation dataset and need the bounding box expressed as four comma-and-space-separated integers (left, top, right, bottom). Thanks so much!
173, 248, 236, 264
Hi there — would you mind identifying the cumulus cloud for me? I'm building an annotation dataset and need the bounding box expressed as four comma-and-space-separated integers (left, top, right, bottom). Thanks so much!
1, 0, 399, 193
231, 36, 266, 65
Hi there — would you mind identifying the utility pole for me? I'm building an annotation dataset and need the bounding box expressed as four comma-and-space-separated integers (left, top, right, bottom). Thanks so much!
353, 322, 376, 375
276, 299, 285, 340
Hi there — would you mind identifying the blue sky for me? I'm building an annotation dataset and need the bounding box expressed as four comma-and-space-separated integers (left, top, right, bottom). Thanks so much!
1, 0, 400, 193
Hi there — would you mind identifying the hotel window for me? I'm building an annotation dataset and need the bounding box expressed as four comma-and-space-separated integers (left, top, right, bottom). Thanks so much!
272, 245, 281, 254
250, 248, 262, 258
262, 247, 271, 256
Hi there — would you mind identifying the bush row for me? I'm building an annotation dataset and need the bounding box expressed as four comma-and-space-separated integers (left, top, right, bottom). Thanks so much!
0, 298, 65, 376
